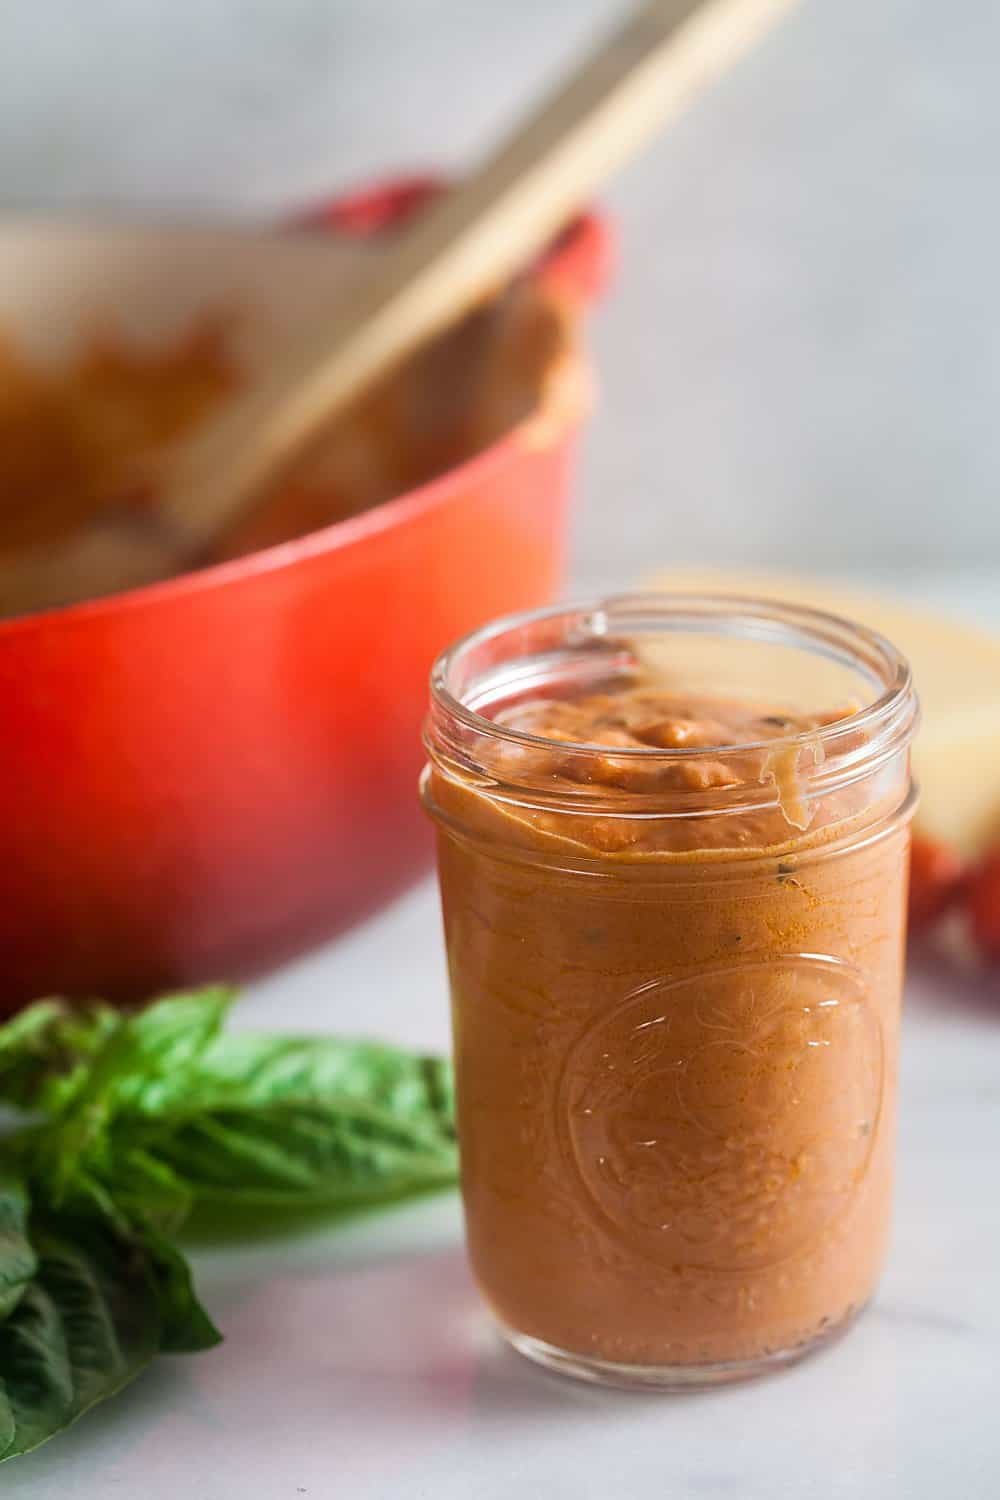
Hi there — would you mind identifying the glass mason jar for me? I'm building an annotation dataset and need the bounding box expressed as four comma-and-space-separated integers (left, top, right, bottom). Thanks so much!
422, 595, 918, 1389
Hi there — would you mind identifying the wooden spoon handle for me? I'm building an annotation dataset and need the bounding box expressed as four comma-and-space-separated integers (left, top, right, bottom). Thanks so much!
157, 0, 797, 553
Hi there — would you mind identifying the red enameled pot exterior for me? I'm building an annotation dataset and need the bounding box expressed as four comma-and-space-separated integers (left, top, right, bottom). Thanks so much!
0, 178, 610, 1009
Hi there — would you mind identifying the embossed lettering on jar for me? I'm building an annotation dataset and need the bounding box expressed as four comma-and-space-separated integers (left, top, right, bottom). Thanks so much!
422, 596, 918, 1389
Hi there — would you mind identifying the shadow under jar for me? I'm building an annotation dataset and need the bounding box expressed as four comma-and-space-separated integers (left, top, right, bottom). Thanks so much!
422, 595, 918, 1389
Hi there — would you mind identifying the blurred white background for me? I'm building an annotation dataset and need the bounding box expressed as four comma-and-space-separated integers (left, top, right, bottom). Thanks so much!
3, 0, 999, 590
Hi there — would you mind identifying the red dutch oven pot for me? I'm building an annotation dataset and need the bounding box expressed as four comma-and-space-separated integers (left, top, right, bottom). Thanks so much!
0, 179, 610, 1010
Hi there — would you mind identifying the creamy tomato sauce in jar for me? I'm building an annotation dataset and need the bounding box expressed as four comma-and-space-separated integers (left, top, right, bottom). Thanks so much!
422, 596, 918, 1388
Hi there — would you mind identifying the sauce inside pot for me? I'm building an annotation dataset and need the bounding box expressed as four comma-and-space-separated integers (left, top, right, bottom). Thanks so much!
0, 280, 577, 617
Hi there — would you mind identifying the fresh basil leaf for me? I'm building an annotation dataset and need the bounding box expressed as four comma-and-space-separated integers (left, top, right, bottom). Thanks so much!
124, 1097, 458, 1210
98, 1150, 193, 1237
0, 989, 234, 1127
0, 1002, 118, 1117
0, 1202, 219, 1461
137, 1228, 221, 1353
0, 1175, 36, 1322
19, 991, 236, 1207
1, 1217, 137, 1459
6, 993, 456, 1220
0, 1217, 159, 1462
118, 1031, 454, 1130
95, 990, 235, 1116
92, 1032, 458, 1210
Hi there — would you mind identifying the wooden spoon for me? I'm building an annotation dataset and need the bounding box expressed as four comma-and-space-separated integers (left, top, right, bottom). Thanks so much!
2, 0, 797, 614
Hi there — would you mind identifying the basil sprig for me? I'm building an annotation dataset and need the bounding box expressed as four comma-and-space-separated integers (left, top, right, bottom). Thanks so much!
0, 990, 457, 1461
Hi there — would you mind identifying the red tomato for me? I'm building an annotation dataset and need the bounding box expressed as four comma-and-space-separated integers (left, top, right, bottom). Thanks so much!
908, 832, 964, 933
967, 847, 1000, 961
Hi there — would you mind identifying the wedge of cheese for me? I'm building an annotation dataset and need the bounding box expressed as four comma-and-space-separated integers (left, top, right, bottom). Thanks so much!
643, 567, 1000, 856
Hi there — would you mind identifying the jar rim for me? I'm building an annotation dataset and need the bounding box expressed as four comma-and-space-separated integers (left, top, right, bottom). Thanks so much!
432, 593, 912, 749
426, 594, 918, 824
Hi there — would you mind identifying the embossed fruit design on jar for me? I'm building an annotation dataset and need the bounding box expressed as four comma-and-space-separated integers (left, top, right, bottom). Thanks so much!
422, 596, 918, 1388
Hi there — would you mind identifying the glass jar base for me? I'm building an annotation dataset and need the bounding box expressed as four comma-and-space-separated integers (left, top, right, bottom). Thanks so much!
501, 1304, 865, 1391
